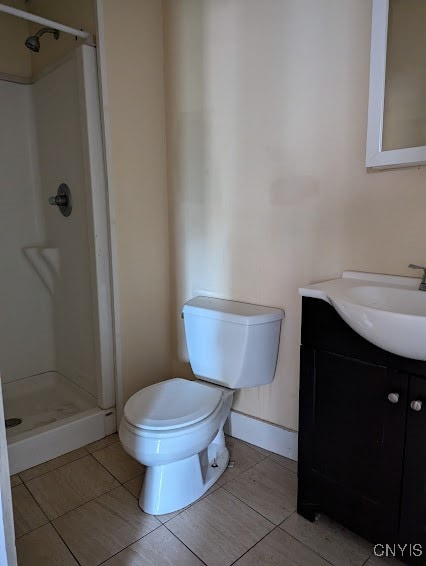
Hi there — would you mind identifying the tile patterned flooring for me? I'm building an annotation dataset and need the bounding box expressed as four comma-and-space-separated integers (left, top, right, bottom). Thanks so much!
10, 434, 401, 565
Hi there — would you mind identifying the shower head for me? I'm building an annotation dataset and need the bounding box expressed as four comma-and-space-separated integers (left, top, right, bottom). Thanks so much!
24, 35, 40, 52
25, 27, 60, 52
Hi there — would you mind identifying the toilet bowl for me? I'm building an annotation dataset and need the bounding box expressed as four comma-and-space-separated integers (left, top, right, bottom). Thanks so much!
119, 378, 233, 515
119, 296, 284, 515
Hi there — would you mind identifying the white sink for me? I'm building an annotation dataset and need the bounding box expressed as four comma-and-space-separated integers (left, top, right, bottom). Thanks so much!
299, 271, 426, 361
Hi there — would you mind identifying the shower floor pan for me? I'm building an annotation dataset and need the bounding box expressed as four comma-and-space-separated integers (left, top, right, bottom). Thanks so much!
3, 372, 114, 475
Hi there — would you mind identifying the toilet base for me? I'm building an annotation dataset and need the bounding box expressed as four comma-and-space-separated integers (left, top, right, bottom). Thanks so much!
139, 430, 229, 515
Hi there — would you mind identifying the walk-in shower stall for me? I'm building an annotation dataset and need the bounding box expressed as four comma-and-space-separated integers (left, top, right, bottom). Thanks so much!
0, 41, 115, 474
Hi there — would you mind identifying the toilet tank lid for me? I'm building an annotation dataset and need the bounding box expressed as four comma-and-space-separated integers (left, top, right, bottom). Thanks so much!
182, 296, 285, 325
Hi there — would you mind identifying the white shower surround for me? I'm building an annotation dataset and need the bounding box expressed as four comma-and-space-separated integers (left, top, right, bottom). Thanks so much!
0, 46, 116, 473
33, 54, 98, 397
0, 80, 54, 380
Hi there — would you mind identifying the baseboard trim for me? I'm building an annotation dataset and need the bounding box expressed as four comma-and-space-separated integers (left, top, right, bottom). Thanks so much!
224, 410, 298, 461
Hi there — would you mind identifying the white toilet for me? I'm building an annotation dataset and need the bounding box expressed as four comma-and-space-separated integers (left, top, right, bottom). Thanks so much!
119, 296, 284, 515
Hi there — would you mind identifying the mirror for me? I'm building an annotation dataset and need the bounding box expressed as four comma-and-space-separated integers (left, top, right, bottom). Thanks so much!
366, 0, 426, 169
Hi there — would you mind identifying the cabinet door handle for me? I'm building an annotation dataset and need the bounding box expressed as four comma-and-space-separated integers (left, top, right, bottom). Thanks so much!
387, 393, 399, 404
410, 400, 423, 412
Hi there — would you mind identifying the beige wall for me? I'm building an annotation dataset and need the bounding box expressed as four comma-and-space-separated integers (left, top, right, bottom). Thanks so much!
98, 0, 171, 403
164, 0, 426, 432
0, 0, 31, 77
5, 0, 425, 432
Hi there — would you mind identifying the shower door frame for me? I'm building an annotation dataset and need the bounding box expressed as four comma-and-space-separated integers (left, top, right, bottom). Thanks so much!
75, 44, 116, 410
0, 377, 16, 566
94, 4, 125, 423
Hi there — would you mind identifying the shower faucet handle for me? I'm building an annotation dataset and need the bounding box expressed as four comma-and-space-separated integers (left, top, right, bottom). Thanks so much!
49, 195, 67, 206
48, 183, 73, 217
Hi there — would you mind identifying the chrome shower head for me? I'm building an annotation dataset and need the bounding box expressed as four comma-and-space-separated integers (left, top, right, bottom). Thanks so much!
25, 27, 60, 52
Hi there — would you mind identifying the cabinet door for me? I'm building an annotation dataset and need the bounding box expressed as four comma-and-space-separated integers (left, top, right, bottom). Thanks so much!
399, 375, 426, 548
298, 347, 407, 541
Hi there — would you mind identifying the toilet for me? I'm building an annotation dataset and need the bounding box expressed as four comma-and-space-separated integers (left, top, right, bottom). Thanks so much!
119, 296, 284, 515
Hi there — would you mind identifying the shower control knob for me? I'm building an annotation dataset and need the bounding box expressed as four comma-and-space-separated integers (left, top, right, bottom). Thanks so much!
48, 183, 72, 217
410, 400, 422, 412
49, 195, 67, 206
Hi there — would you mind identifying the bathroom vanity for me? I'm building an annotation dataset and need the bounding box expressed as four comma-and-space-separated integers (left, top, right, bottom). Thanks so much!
298, 275, 426, 556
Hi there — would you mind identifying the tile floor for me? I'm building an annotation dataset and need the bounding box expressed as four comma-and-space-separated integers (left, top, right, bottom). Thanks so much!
10, 434, 401, 566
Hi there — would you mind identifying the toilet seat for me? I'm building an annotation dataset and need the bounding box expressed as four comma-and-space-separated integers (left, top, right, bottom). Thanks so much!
124, 378, 223, 431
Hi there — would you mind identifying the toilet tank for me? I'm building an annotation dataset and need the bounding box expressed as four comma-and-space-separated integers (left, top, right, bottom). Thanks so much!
182, 296, 285, 388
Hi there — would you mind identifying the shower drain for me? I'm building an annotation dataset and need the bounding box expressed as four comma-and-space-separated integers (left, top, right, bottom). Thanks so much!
5, 418, 22, 428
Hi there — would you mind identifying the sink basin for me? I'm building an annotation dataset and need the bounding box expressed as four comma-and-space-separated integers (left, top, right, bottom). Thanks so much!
340, 285, 426, 316
299, 271, 426, 360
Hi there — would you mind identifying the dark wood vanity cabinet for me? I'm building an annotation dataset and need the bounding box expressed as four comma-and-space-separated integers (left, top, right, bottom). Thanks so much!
298, 297, 426, 558
399, 375, 426, 548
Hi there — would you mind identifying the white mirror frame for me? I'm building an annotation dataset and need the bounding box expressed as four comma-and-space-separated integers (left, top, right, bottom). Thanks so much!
366, 0, 426, 169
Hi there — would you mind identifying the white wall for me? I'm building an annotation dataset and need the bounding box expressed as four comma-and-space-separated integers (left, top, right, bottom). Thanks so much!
0, 80, 54, 381
165, 0, 426, 432
32, 57, 97, 397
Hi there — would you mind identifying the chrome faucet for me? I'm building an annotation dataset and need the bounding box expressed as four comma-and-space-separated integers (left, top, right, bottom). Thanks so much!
409, 264, 426, 291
